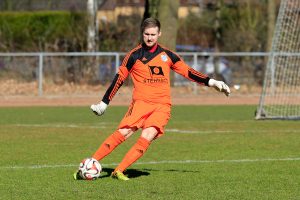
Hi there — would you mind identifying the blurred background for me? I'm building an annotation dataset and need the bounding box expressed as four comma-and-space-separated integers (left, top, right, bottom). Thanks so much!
0, 0, 280, 99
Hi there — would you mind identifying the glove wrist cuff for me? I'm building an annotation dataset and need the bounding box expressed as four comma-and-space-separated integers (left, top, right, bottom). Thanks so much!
100, 101, 108, 109
208, 78, 216, 87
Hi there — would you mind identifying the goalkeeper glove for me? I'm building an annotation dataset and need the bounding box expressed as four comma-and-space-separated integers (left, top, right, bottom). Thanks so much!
208, 79, 231, 96
90, 101, 108, 116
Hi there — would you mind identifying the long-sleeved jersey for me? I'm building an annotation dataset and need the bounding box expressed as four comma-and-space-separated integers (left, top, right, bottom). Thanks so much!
102, 43, 210, 105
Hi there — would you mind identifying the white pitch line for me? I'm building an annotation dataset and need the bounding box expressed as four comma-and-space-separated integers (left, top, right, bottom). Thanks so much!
10, 124, 108, 129
166, 129, 300, 134
1, 157, 300, 170
3, 124, 300, 134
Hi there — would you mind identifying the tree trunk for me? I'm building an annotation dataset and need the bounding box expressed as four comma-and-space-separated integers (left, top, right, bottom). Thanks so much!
267, 0, 276, 51
214, 0, 222, 52
157, 0, 179, 51
87, 0, 97, 52
143, 0, 179, 51
144, 0, 160, 20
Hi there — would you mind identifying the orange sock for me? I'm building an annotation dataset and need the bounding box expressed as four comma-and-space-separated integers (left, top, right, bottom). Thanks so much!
114, 137, 150, 173
92, 130, 125, 161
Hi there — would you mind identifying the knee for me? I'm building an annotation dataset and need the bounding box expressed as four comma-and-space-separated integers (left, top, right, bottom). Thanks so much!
118, 127, 137, 139
141, 127, 158, 141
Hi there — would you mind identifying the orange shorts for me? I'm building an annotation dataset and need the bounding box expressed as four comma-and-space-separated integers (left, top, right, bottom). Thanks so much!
118, 100, 171, 138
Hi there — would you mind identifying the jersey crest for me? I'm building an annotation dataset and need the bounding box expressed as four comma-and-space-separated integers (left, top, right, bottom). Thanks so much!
161, 54, 168, 62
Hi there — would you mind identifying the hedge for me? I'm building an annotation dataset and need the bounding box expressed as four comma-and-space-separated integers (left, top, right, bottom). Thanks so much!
0, 11, 87, 52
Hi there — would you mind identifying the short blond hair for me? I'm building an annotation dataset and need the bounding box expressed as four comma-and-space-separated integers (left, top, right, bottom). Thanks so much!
141, 18, 161, 33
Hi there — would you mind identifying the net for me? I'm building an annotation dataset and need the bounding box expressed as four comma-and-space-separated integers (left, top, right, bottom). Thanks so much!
256, 0, 300, 120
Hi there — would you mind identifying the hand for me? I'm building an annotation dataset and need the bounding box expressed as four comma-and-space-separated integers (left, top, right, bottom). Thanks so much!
208, 79, 231, 96
90, 101, 108, 116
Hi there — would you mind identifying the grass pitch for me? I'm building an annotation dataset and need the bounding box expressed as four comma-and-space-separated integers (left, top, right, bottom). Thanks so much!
0, 105, 299, 199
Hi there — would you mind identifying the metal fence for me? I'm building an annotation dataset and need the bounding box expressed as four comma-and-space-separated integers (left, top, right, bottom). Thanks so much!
0, 52, 270, 96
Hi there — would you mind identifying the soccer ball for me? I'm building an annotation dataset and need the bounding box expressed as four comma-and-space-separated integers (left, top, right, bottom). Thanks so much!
78, 158, 102, 180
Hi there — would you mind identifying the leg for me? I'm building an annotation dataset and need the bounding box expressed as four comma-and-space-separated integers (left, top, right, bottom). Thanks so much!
111, 102, 170, 180
75, 127, 137, 180
92, 127, 136, 161
118, 127, 137, 139
113, 127, 158, 173
141, 127, 159, 141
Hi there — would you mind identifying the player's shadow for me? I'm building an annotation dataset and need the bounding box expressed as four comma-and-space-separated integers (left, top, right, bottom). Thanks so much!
100, 168, 150, 179
142, 168, 201, 173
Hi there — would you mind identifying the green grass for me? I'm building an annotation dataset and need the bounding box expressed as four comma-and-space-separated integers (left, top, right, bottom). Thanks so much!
0, 105, 299, 200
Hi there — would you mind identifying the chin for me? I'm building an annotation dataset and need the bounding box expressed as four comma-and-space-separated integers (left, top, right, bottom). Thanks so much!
146, 43, 154, 47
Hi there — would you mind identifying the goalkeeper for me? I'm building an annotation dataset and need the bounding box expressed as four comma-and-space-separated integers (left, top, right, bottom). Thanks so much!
74, 17, 230, 181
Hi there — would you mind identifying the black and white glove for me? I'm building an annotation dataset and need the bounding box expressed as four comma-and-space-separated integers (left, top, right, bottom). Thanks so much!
90, 101, 108, 116
208, 79, 231, 96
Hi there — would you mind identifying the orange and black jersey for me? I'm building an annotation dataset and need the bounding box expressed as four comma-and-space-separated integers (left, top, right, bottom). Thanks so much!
102, 43, 210, 105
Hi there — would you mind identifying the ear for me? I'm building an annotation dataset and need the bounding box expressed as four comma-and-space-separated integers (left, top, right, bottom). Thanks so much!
158, 31, 162, 37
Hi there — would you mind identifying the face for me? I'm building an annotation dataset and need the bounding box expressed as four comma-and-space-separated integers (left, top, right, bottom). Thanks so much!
142, 26, 161, 47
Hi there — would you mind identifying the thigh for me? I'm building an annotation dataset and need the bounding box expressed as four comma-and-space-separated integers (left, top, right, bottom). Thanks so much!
118, 100, 153, 130
143, 104, 171, 138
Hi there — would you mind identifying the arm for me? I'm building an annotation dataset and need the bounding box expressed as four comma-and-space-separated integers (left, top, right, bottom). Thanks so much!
90, 73, 125, 116
171, 60, 210, 86
91, 53, 135, 116
167, 50, 230, 96
101, 72, 126, 105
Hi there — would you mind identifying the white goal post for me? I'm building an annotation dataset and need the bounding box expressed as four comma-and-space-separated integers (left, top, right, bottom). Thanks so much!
256, 0, 300, 120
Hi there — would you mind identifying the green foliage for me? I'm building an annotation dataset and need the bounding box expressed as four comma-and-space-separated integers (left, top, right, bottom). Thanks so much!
220, 1, 268, 52
0, 11, 87, 52
98, 14, 142, 52
177, 1, 268, 52
177, 12, 215, 49
0, 2, 273, 52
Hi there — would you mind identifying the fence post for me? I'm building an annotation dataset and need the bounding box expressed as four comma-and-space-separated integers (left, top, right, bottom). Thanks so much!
270, 53, 276, 95
115, 53, 120, 74
38, 53, 43, 96
193, 53, 198, 94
